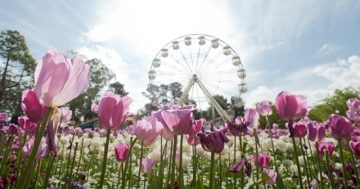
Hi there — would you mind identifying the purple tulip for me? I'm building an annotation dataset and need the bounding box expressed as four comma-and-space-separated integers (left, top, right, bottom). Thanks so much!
21, 90, 47, 123
350, 136, 360, 157
347, 98, 360, 112
275, 91, 308, 122
346, 110, 360, 122
245, 108, 260, 128
1, 124, 19, 135
316, 140, 335, 156
229, 159, 245, 173
256, 101, 273, 116
34, 50, 91, 107
114, 143, 130, 162
307, 121, 326, 142
133, 116, 162, 147
226, 116, 249, 136
97, 91, 132, 130
0, 112, 8, 122
18, 116, 37, 135
329, 114, 353, 139
293, 121, 307, 138
263, 168, 277, 185
197, 126, 229, 153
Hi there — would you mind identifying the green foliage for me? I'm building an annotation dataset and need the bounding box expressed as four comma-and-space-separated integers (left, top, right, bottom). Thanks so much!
109, 81, 128, 96
0, 30, 36, 116
308, 88, 360, 122
67, 57, 116, 123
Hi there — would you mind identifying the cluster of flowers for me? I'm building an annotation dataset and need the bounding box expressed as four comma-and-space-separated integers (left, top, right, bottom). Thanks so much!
0, 50, 360, 189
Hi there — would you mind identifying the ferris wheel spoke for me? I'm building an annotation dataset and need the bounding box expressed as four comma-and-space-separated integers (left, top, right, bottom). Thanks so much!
195, 44, 201, 74
179, 48, 194, 73
197, 45, 212, 73
168, 54, 192, 73
198, 51, 223, 73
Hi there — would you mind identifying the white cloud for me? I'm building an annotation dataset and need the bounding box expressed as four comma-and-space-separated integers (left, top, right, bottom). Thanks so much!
77, 46, 128, 82
317, 44, 342, 55
244, 55, 360, 108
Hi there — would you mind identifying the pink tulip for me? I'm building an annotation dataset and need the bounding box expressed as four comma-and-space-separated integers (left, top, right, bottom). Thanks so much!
347, 98, 360, 112
114, 143, 130, 162
350, 136, 360, 157
153, 104, 195, 135
91, 103, 98, 112
59, 107, 72, 125
192, 118, 205, 134
254, 153, 270, 168
263, 168, 277, 185
139, 158, 155, 174
329, 114, 353, 139
293, 121, 307, 138
133, 116, 162, 147
23, 137, 47, 159
256, 101, 273, 116
186, 118, 206, 145
21, 89, 47, 123
18, 116, 37, 135
34, 50, 90, 107
0, 112, 8, 122
275, 91, 308, 121
307, 121, 326, 142
46, 110, 61, 156
316, 140, 335, 156
97, 91, 132, 130
197, 126, 229, 153
245, 108, 260, 128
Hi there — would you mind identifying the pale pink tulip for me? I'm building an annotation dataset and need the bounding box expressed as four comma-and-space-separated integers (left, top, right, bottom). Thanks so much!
34, 50, 90, 107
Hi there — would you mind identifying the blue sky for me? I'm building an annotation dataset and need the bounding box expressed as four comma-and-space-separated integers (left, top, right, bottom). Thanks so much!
1, 0, 360, 112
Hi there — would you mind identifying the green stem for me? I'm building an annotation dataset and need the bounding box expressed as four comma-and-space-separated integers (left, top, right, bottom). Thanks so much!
42, 156, 55, 189
325, 152, 335, 189
254, 129, 259, 189
338, 139, 348, 189
233, 136, 237, 188
179, 134, 183, 188
193, 143, 197, 189
16, 108, 53, 189
209, 151, 215, 189
0, 135, 12, 175
316, 153, 325, 189
219, 154, 222, 189
122, 137, 136, 189
170, 135, 177, 184
290, 121, 303, 189
299, 139, 311, 188
98, 129, 111, 189
137, 141, 144, 189
159, 137, 164, 189
239, 135, 244, 189
166, 139, 173, 187
351, 152, 360, 184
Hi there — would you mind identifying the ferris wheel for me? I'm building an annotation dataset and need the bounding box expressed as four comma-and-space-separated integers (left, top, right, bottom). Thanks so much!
148, 34, 247, 121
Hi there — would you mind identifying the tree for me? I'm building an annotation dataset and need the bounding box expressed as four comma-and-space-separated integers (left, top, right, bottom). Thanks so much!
67, 57, 115, 123
109, 81, 128, 96
308, 88, 360, 122
0, 30, 36, 116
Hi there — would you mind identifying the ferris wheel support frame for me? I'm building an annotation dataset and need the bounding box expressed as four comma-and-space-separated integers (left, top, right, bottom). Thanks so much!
179, 74, 231, 122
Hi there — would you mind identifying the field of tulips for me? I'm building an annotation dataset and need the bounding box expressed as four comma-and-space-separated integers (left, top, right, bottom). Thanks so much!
1, 50, 360, 189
